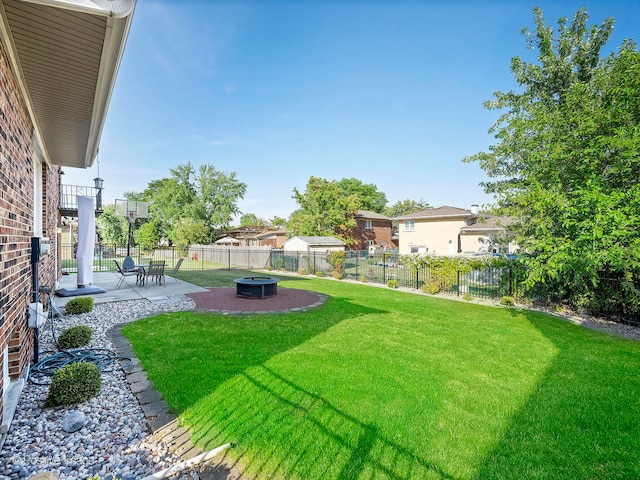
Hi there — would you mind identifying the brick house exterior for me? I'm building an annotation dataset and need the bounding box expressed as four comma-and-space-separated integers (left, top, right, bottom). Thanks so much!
0, 0, 135, 436
0, 42, 61, 427
349, 210, 393, 251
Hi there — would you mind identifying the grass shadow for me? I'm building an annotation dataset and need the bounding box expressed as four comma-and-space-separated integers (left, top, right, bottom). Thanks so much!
472, 310, 640, 479
185, 365, 458, 480
122, 296, 385, 413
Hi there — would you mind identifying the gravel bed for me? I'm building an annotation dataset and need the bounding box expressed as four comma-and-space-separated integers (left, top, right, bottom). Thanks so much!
0, 296, 198, 480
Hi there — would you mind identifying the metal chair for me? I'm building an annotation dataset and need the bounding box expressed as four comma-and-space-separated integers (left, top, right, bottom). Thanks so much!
114, 259, 139, 288
146, 260, 166, 286
168, 258, 184, 283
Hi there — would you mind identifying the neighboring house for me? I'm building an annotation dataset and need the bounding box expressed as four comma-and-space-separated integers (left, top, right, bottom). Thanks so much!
395, 205, 514, 255
0, 0, 134, 436
459, 214, 515, 255
283, 236, 346, 254
348, 210, 393, 251
254, 228, 287, 248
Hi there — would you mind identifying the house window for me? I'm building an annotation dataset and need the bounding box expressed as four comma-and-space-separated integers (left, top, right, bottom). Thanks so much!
364, 220, 372, 229
403, 220, 415, 232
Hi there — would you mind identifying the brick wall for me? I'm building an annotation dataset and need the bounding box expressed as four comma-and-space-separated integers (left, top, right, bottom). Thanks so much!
0, 42, 59, 417
350, 219, 393, 250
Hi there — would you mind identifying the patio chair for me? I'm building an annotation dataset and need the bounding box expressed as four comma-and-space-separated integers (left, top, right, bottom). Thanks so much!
146, 260, 166, 286
114, 259, 140, 289
168, 258, 184, 283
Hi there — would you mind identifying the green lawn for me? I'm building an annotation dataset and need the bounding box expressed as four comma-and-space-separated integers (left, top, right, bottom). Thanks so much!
122, 273, 640, 479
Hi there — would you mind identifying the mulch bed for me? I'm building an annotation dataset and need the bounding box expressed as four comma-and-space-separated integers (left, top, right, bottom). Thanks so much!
186, 287, 326, 313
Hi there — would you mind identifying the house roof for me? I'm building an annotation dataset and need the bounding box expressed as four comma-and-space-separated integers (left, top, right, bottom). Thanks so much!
355, 210, 391, 221
394, 206, 474, 221
0, 0, 136, 168
256, 229, 286, 239
460, 215, 512, 233
286, 236, 346, 246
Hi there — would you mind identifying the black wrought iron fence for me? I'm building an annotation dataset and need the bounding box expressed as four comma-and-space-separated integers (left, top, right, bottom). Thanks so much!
60, 244, 517, 300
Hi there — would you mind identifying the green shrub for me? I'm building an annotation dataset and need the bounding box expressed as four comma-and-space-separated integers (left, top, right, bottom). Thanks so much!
360, 276, 367, 283
501, 296, 516, 306
64, 297, 94, 315
298, 269, 308, 276
328, 251, 347, 278
266, 266, 273, 271
57, 325, 92, 350
44, 361, 102, 407
421, 281, 441, 295
315, 271, 324, 277
387, 279, 398, 289
463, 293, 473, 302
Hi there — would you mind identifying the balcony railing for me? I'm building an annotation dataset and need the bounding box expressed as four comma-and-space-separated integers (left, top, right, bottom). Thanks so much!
60, 184, 102, 216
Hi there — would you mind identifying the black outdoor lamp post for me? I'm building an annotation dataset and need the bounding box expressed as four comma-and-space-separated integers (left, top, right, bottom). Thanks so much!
93, 176, 104, 211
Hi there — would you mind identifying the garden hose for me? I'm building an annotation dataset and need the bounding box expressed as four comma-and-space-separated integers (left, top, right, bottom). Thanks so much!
29, 348, 133, 385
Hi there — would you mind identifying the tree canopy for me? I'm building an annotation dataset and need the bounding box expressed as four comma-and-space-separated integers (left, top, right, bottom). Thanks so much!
137, 162, 246, 245
336, 178, 387, 213
289, 176, 359, 244
464, 7, 640, 319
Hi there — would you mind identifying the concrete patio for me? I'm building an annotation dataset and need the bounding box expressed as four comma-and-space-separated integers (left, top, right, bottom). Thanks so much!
53, 271, 208, 307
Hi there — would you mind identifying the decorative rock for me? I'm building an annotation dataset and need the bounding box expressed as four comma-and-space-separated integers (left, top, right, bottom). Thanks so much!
62, 410, 87, 434
0, 297, 199, 479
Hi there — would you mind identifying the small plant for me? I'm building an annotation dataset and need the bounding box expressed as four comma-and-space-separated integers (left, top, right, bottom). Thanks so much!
298, 269, 308, 276
387, 279, 398, 289
501, 296, 516, 306
360, 276, 367, 283
316, 271, 324, 277
44, 361, 102, 407
421, 281, 441, 295
266, 266, 273, 271
463, 293, 473, 301
64, 297, 94, 315
332, 271, 343, 280
57, 325, 92, 350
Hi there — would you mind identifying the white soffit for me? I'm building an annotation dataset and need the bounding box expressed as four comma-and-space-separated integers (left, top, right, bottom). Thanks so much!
0, 0, 135, 168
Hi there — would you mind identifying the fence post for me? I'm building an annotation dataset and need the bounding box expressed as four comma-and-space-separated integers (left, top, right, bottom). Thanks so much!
416, 269, 419, 289
355, 253, 359, 278
313, 251, 316, 274
457, 270, 460, 296
228, 249, 231, 271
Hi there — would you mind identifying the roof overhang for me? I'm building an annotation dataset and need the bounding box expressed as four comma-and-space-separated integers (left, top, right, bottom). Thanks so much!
0, 0, 135, 168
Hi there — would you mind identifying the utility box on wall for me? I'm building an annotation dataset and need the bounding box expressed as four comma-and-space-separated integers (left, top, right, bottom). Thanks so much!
30, 236, 51, 264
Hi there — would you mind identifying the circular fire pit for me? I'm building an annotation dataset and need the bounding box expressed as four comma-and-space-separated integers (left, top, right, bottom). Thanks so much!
234, 276, 280, 299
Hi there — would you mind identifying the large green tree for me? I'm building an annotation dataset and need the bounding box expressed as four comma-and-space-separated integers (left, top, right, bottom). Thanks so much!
289, 176, 360, 244
141, 162, 246, 245
464, 7, 640, 318
337, 178, 387, 213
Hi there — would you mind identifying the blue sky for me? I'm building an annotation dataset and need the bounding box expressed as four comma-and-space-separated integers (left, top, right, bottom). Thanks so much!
64, 0, 640, 221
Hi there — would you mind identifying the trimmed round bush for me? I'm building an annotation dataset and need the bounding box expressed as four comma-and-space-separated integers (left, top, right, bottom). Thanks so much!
387, 279, 399, 289
57, 325, 92, 350
64, 297, 94, 315
44, 361, 102, 407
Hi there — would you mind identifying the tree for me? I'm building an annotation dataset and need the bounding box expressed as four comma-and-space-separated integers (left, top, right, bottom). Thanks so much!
140, 162, 246, 245
240, 213, 268, 227
136, 221, 162, 250
173, 218, 208, 254
193, 164, 247, 241
269, 216, 288, 229
96, 205, 128, 246
337, 178, 387, 213
384, 198, 431, 219
289, 176, 359, 244
464, 7, 640, 318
